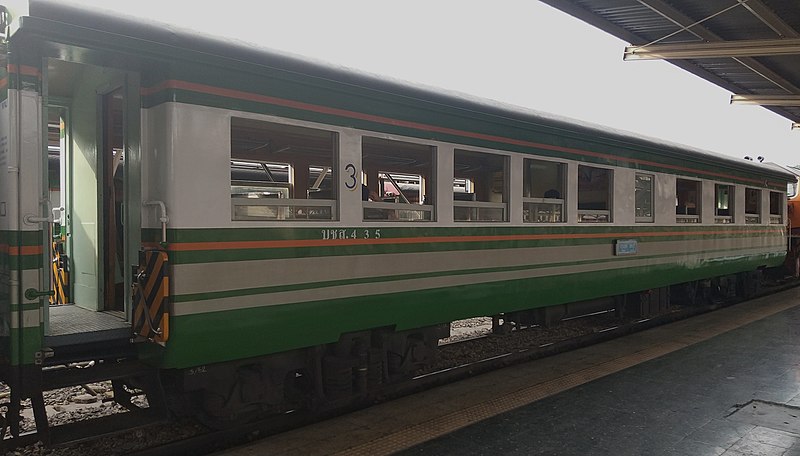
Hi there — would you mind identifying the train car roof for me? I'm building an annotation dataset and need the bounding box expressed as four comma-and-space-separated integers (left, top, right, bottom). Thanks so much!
18, 0, 797, 183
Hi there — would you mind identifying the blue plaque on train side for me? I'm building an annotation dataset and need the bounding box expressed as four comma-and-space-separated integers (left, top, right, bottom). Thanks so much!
615, 239, 638, 256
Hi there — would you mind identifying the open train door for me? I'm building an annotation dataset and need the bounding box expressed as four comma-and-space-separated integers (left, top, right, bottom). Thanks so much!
42, 57, 142, 346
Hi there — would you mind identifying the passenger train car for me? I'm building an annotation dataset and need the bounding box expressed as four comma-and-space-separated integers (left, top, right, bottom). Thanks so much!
0, 0, 794, 442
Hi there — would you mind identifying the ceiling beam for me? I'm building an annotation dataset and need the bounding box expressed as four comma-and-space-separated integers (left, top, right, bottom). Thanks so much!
731, 94, 800, 106
738, 0, 799, 38
622, 0, 799, 93
635, 0, 717, 41
625, 38, 800, 60
622, 0, 800, 124
538, 1, 646, 45
542, 0, 800, 124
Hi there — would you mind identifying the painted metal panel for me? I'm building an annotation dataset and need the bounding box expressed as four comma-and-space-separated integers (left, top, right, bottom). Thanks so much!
613, 168, 635, 225
169, 235, 782, 296
337, 131, 361, 224
169, 247, 784, 317
69, 69, 101, 310
9, 309, 39, 329
0, 96, 12, 353
151, 251, 784, 368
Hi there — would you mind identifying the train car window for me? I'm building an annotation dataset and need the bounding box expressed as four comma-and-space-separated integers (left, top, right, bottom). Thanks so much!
522, 158, 565, 223
635, 174, 654, 223
675, 179, 701, 223
230, 118, 338, 221
714, 184, 734, 224
745, 188, 761, 224
577, 165, 612, 223
453, 149, 508, 222
769, 191, 783, 224
362, 136, 434, 221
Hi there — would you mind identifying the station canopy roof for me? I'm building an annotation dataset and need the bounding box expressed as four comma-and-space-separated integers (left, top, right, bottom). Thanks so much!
541, 0, 800, 128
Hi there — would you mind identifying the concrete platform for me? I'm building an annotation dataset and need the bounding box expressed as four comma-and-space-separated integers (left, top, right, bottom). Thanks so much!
218, 285, 800, 456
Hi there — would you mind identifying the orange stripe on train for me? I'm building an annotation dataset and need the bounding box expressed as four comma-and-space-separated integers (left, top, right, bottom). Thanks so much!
7, 64, 41, 77
157, 229, 784, 252
6, 245, 43, 256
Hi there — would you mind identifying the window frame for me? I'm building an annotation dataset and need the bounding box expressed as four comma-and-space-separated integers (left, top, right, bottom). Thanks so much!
453, 149, 509, 223
675, 178, 701, 224
361, 136, 436, 222
744, 187, 761, 224
714, 183, 734, 224
577, 164, 613, 223
769, 190, 783, 224
634, 173, 654, 223
230, 118, 339, 222
522, 157, 567, 224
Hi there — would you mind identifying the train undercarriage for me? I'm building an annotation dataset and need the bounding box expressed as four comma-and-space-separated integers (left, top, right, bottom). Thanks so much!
151, 269, 768, 431
163, 323, 449, 427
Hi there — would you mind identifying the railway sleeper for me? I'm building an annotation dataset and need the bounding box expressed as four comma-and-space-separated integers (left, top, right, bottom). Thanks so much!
1, 359, 168, 449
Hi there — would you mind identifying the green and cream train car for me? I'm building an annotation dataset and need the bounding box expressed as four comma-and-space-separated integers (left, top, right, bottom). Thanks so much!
0, 0, 794, 437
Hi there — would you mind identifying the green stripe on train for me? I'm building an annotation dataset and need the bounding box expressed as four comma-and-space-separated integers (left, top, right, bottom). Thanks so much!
8, 74, 41, 92
0, 230, 42, 245
10, 303, 43, 312
10, 327, 43, 366
145, 228, 788, 246
169, 239, 781, 265
147, 225, 785, 242
144, 226, 785, 264
145, 252, 784, 369
171, 246, 784, 304
0, 254, 43, 270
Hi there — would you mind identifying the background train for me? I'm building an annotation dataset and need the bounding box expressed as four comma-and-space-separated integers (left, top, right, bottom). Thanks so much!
0, 0, 795, 442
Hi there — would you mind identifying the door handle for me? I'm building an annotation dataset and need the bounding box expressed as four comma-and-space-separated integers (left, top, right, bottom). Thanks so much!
24, 288, 55, 300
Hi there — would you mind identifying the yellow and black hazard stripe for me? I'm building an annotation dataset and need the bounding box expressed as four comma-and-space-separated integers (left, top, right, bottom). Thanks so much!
132, 248, 170, 345
50, 236, 69, 305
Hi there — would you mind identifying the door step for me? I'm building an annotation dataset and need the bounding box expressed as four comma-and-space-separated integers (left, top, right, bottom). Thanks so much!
43, 337, 137, 366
